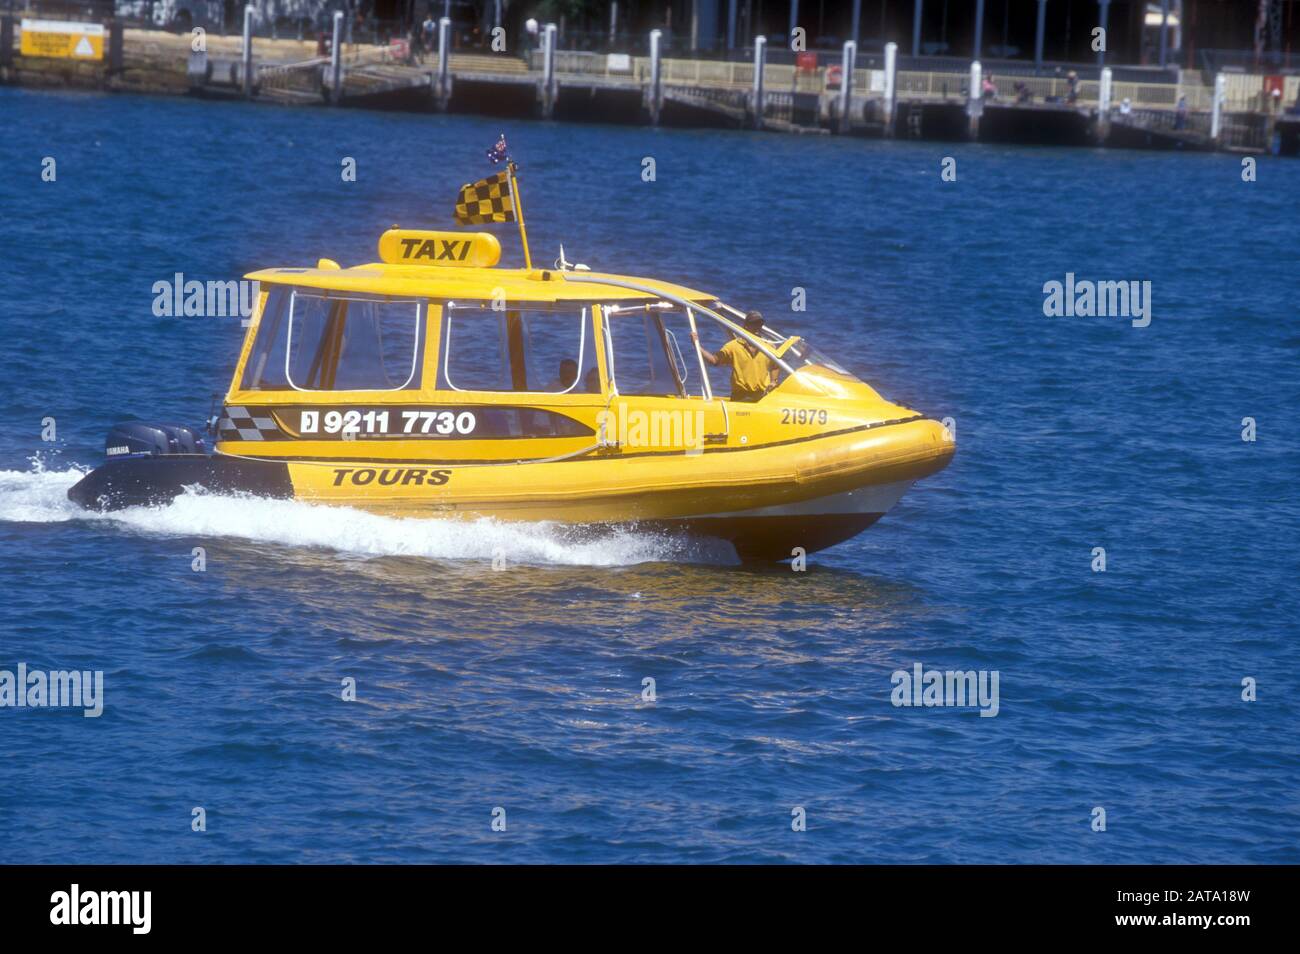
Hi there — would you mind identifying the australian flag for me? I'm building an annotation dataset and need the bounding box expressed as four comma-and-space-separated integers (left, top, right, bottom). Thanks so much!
486, 134, 510, 165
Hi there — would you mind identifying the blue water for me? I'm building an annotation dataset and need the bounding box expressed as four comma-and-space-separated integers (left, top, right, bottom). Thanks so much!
1, 87, 1297, 863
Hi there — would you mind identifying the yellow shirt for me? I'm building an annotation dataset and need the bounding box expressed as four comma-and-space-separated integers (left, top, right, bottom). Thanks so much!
717, 339, 775, 399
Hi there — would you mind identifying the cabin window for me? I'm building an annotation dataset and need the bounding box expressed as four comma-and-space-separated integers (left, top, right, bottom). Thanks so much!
441, 305, 598, 394
241, 289, 424, 392
241, 288, 292, 390
655, 309, 709, 398
604, 310, 683, 398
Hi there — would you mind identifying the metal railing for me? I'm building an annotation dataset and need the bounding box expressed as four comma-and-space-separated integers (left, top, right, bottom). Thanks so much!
1113, 106, 1212, 136
255, 38, 404, 90
1218, 116, 1268, 150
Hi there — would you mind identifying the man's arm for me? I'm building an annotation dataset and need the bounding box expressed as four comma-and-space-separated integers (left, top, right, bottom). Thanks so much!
691, 331, 723, 367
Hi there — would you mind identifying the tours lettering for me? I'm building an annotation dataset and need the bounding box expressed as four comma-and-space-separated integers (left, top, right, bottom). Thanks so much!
331, 467, 452, 487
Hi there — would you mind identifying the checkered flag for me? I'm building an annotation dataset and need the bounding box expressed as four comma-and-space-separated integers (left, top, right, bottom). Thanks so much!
454, 170, 516, 225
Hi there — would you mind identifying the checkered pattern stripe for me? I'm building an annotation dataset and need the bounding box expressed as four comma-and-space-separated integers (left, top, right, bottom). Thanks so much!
218, 406, 284, 442
454, 170, 515, 224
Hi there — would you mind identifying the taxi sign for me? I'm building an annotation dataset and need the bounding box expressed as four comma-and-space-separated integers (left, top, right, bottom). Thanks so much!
378, 230, 501, 268
20, 19, 105, 61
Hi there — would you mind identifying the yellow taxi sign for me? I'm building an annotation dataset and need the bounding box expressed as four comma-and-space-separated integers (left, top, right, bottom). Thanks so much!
378, 230, 501, 268
20, 19, 104, 61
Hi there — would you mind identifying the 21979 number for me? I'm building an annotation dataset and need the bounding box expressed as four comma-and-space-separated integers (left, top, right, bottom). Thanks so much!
781, 408, 828, 425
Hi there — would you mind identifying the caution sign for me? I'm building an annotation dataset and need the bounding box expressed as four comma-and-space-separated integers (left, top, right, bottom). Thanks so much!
19, 19, 105, 61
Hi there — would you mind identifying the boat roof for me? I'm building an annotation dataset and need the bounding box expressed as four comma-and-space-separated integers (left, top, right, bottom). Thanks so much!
244, 262, 714, 305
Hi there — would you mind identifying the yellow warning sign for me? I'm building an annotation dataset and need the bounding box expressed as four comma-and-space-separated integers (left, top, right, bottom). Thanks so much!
19, 19, 105, 61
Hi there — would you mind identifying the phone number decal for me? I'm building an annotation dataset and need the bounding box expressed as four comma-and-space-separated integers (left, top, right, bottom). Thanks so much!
296, 408, 477, 438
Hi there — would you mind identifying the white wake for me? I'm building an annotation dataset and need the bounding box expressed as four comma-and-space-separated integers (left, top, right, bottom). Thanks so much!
0, 465, 732, 567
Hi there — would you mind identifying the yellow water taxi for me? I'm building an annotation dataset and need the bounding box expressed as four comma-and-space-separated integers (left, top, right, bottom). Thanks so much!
69, 159, 953, 560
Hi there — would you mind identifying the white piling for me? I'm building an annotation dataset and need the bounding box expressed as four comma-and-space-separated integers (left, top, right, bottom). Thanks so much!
329, 11, 343, 105
752, 35, 767, 129
1097, 66, 1113, 144
967, 60, 982, 139
883, 40, 897, 136
542, 22, 557, 117
242, 5, 254, 99
648, 28, 662, 124
839, 40, 857, 134
1211, 73, 1226, 141
438, 16, 452, 104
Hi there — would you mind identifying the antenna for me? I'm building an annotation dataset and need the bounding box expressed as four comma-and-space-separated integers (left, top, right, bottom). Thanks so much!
555, 244, 591, 271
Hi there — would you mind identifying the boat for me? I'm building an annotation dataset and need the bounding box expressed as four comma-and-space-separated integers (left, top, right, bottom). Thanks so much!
68, 154, 954, 560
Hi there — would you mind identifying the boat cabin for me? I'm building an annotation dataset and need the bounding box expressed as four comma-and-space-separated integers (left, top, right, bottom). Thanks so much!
222, 229, 881, 458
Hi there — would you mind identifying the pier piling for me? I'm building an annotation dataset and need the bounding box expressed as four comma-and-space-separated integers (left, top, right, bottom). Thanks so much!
329, 11, 343, 105
541, 23, 557, 118
752, 35, 767, 130
242, 6, 254, 99
437, 16, 451, 108
967, 60, 983, 140
1211, 73, 1226, 143
883, 41, 898, 137
1097, 67, 1113, 143
838, 41, 856, 134
648, 28, 662, 125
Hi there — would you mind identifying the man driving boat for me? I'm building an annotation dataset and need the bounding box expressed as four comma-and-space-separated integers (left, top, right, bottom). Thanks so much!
692, 311, 778, 403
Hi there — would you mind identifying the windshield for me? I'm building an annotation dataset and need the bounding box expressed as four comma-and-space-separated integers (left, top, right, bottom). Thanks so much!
706, 299, 861, 382
778, 337, 857, 379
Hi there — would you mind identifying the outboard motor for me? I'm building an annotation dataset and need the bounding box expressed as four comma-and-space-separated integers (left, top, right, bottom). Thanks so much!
104, 422, 208, 459
68, 421, 290, 511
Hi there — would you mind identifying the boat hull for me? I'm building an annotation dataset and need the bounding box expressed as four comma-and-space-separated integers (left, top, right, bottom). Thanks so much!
66, 454, 295, 511
67, 419, 953, 560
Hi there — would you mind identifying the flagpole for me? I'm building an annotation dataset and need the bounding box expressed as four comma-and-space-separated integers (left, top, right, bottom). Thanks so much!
506, 161, 533, 270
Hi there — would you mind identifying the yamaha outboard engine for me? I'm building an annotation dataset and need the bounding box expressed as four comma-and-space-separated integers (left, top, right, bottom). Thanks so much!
104, 422, 208, 459
68, 421, 292, 511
